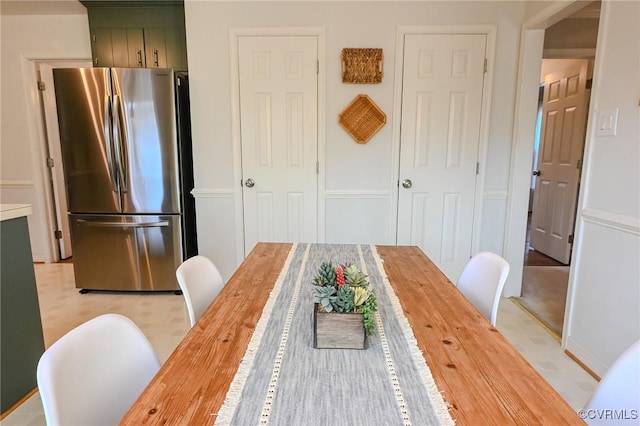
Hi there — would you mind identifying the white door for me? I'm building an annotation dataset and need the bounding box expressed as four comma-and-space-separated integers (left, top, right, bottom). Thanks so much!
39, 61, 92, 259
530, 60, 588, 264
238, 36, 318, 255
397, 33, 486, 282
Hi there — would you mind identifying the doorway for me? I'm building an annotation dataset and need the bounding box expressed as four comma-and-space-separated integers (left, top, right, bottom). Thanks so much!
529, 59, 590, 265
515, 3, 600, 338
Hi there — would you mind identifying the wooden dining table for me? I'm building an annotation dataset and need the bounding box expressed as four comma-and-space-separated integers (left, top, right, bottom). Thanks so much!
120, 243, 583, 425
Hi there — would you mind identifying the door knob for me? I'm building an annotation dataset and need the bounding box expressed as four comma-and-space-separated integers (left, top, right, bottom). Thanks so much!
532, 170, 541, 176
402, 179, 412, 189
244, 178, 255, 188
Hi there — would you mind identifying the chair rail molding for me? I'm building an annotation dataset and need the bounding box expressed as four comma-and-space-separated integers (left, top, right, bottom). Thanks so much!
581, 208, 640, 236
191, 188, 235, 198
0, 180, 36, 189
483, 190, 508, 200
324, 189, 391, 199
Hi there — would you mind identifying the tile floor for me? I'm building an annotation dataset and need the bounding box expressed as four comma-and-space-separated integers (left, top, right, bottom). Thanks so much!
1, 263, 597, 425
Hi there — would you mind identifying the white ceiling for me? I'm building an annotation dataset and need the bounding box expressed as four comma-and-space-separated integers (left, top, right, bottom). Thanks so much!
0, 0, 86, 15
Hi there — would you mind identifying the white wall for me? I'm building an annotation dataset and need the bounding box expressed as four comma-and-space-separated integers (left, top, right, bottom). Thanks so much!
0, 13, 91, 261
564, 0, 640, 376
184, 1, 528, 280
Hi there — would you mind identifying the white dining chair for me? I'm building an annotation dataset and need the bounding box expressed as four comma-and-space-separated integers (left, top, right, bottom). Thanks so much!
36, 313, 160, 426
457, 251, 510, 326
583, 339, 640, 425
176, 255, 225, 327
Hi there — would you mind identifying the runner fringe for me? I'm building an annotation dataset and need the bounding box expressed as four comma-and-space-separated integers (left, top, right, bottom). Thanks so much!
358, 246, 412, 425
370, 245, 456, 426
214, 243, 299, 425
258, 244, 310, 424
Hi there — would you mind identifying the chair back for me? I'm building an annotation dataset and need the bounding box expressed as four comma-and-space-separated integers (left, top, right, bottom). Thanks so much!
176, 255, 224, 327
457, 251, 510, 326
583, 339, 640, 425
37, 314, 160, 426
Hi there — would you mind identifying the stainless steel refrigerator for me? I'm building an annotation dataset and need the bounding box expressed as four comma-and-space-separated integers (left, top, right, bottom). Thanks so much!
53, 67, 197, 292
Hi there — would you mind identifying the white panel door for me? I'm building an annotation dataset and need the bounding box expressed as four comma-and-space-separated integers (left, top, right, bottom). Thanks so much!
530, 60, 588, 264
238, 36, 318, 255
39, 61, 92, 259
397, 34, 486, 282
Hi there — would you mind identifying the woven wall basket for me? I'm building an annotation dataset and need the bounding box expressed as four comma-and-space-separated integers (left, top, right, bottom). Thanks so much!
341, 48, 383, 84
339, 94, 386, 144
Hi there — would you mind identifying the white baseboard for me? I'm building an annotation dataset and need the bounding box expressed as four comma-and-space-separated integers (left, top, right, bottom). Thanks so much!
564, 335, 607, 378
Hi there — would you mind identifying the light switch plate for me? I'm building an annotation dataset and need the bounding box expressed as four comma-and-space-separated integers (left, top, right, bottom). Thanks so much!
596, 108, 619, 137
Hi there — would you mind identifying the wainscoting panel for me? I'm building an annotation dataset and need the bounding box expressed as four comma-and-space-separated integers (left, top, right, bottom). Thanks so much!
324, 191, 393, 245
567, 214, 640, 377
0, 180, 47, 262
192, 189, 238, 281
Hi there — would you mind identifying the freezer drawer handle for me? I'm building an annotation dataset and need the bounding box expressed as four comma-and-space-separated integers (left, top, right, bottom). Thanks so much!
77, 220, 170, 228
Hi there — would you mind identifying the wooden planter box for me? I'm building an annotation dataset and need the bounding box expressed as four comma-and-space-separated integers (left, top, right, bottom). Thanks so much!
313, 303, 367, 349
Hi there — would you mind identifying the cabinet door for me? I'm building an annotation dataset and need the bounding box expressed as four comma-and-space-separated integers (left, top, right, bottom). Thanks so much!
125, 28, 145, 67
91, 28, 145, 67
144, 28, 168, 68
110, 29, 129, 67
164, 27, 188, 71
143, 27, 188, 70
91, 27, 114, 67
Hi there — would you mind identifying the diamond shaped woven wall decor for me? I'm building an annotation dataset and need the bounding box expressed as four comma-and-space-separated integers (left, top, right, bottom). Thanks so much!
338, 94, 386, 144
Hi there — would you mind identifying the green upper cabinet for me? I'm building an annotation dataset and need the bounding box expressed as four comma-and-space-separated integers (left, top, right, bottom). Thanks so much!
92, 27, 146, 67
81, 1, 188, 71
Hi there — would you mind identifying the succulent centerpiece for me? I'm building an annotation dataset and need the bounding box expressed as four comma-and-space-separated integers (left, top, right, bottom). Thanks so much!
311, 262, 378, 349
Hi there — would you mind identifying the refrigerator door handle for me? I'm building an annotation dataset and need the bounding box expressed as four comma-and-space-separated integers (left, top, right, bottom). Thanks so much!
76, 219, 170, 228
104, 95, 118, 193
112, 94, 128, 193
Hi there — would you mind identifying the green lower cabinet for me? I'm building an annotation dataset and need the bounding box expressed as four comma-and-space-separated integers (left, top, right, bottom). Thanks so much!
0, 217, 45, 413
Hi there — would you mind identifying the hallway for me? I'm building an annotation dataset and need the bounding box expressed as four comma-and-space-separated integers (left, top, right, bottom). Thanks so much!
516, 214, 570, 338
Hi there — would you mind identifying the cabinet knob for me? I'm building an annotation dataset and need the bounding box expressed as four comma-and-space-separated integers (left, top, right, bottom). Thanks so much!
153, 49, 159, 67
137, 50, 143, 67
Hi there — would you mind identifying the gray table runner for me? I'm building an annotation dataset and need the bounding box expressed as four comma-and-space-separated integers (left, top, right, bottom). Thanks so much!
215, 243, 454, 426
